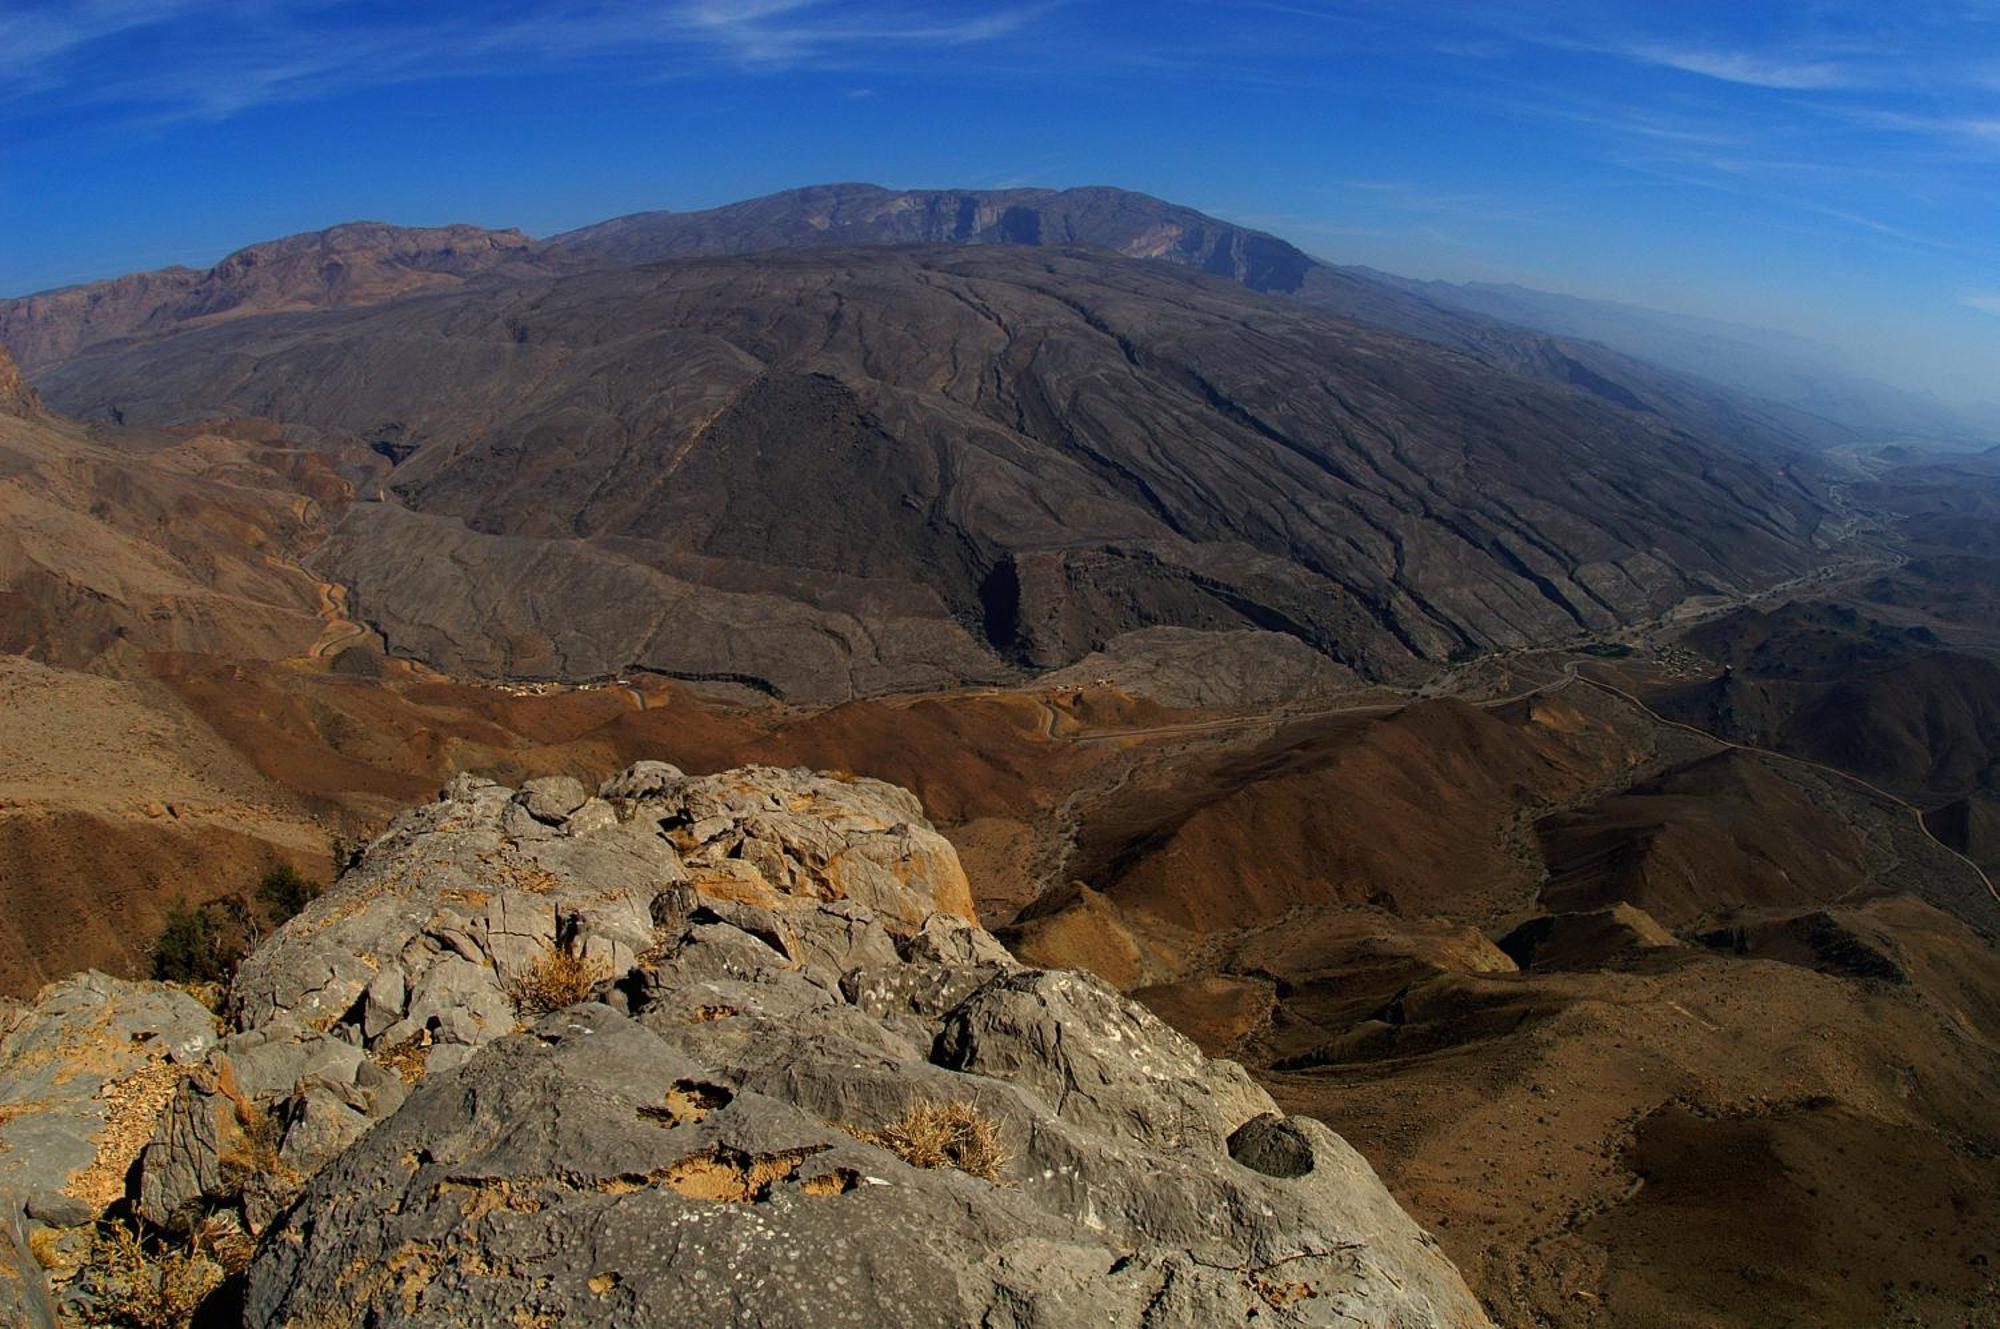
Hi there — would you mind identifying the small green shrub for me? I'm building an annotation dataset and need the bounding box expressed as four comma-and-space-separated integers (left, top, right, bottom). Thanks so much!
255, 864, 320, 924
150, 900, 240, 985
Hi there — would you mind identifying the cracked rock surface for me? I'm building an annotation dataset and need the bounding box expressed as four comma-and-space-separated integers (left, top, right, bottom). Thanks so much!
6, 763, 1491, 1326
0, 973, 215, 1325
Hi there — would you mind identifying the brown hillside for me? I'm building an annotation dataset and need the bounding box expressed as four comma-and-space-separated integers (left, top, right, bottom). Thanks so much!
1086, 696, 1631, 936
1536, 749, 1868, 927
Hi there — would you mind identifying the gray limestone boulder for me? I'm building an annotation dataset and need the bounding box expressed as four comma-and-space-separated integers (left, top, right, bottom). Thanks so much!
246, 996, 1490, 1327
647, 767, 976, 929
934, 968, 1273, 1152
598, 759, 685, 801
0, 974, 215, 1319
4, 763, 1489, 1327
130, 764, 986, 1239
518, 774, 590, 823
0, 974, 213, 1226
228, 761, 1491, 1327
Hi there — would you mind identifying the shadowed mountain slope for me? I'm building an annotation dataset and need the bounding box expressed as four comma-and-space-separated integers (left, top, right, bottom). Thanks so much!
547, 183, 1853, 456
6, 184, 1864, 460
40, 246, 1828, 700
1533, 749, 1871, 926
1659, 601, 2000, 799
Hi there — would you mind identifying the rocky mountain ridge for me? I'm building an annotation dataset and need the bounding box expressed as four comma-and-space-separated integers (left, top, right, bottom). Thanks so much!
542, 183, 1873, 457
0, 223, 557, 372
0, 762, 1491, 1327
38, 245, 1830, 700
547, 182, 1318, 290
4, 184, 1869, 459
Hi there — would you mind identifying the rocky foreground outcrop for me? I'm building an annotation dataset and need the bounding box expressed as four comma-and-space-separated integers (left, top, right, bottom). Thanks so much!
0, 976, 216, 1327
0, 763, 1490, 1326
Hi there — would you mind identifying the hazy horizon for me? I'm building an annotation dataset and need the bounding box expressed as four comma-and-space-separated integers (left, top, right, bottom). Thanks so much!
3, 0, 1996, 408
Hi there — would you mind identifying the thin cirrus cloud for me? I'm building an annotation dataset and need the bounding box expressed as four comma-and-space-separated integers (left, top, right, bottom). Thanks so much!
1330, 180, 1555, 227
1964, 293, 2000, 316
1620, 44, 1859, 90
0, 0, 211, 80
0, 0, 1058, 124
1451, 8, 1875, 91
666, 0, 1052, 64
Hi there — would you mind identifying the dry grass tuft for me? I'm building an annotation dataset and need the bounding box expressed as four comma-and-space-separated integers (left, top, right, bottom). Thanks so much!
166, 980, 227, 1014
852, 1099, 1007, 1182
375, 1032, 433, 1084
192, 1213, 258, 1276
509, 948, 608, 1015
83, 1223, 223, 1329
216, 1101, 285, 1193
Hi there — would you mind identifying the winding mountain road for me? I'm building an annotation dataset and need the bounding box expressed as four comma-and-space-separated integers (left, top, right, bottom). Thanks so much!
305, 580, 370, 661
1572, 671, 2000, 909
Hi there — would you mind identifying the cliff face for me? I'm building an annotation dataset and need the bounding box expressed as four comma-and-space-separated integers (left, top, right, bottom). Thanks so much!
0, 762, 1491, 1327
0, 223, 560, 371
0, 267, 203, 372
0, 346, 37, 417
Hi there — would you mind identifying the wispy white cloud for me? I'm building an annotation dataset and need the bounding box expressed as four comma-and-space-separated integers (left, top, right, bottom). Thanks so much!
668, 0, 1051, 66
1482, 92, 1752, 149
1339, 180, 1492, 208
1598, 151, 1977, 260
1963, 293, 2000, 316
1621, 43, 1861, 90
1827, 106, 2000, 148
1962, 118, 2000, 140
0, 0, 211, 80
1, 0, 1061, 124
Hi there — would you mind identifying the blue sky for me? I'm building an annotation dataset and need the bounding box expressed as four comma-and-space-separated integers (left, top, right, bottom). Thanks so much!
1, 0, 1996, 403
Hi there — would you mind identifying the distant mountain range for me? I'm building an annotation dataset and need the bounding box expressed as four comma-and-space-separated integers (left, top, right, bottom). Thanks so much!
0, 223, 554, 371
10, 190, 1833, 699
1360, 273, 1992, 450
8, 184, 1981, 458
